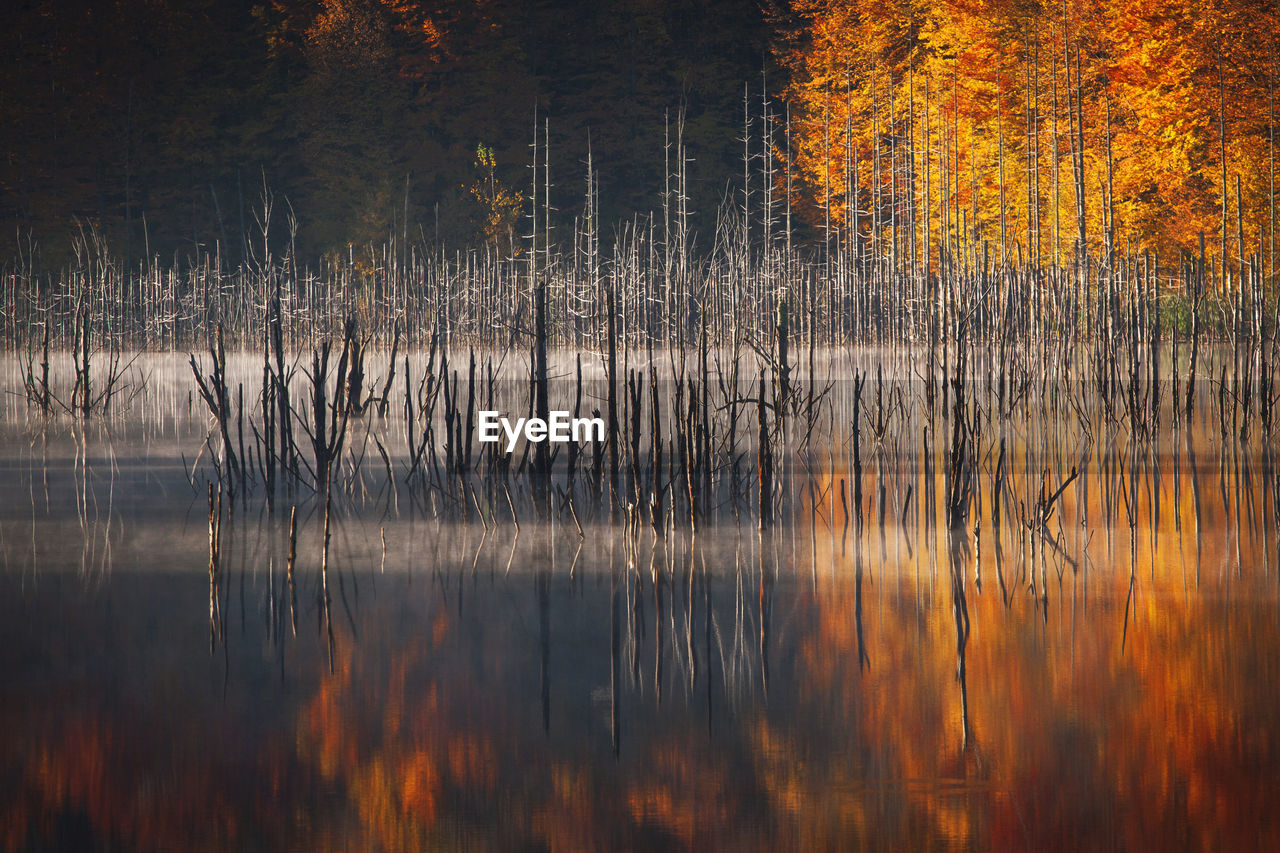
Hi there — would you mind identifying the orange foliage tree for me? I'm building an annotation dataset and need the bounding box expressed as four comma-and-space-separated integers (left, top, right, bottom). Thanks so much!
778, 0, 1279, 275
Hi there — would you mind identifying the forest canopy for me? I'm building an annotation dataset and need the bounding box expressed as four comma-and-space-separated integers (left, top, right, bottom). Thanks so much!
1, 0, 1276, 269
778, 0, 1279, 265
0, 0, 772, 263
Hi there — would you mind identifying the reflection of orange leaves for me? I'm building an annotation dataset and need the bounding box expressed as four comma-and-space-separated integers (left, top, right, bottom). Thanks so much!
432, 610, 451, 647
3, 710, 241, 852
783, 440, 1280, 850
340, 753, 437, 852
448, 736, 496, 789
533, 765, 612, 851
625, 745, 731, 843
399, 751, 439, 819
293, 627, 503, 850
303, 653, 361, 778
532, 738, 754, 850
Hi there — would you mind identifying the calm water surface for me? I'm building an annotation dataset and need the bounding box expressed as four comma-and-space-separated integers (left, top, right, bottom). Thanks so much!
2, 352, 1279, 851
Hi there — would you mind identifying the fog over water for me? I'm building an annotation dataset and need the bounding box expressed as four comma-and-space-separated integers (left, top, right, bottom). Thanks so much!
2, 348, 1278, 851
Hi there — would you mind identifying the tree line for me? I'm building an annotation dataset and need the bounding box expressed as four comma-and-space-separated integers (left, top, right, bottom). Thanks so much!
0, 0, 771, 265
3, 0, 1276, 279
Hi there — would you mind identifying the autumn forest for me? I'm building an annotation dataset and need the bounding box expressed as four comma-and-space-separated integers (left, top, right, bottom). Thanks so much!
3, 0, 1277, 273
4, 3, 1280, 850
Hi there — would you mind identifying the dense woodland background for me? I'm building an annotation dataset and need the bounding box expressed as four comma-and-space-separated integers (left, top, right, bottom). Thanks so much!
1, 0, 1276, 271
0, 0, 775, 264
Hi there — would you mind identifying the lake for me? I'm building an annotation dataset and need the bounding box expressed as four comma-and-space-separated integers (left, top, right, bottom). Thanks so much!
2, 348, 1278, 851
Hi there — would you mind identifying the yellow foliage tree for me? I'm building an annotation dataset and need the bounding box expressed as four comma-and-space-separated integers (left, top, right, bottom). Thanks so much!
780, 0, 1279, 273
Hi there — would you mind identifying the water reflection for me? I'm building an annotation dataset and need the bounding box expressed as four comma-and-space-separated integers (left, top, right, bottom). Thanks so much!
3, 354, 1280, 850
3, 491, 1279, 851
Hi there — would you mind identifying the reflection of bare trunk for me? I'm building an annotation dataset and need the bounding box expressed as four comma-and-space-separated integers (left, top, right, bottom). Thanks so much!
287, 505, 297, 637
1121, 574, 1136, 653
759, 531, 772, 697
1186, 427, 1203, 584
631, 568, 643, 688
208, 483, 222, 653
652, 548, 664, 706
705, 569, 714, 740
1152, 439, 1162, 568
538, 555, 550, 735
321, 482, 334, 675
993, 437, 1007, 603
994, 526, 1008, 606
1270, 444, 1280, 575
610, 559, 622, 758
948, 534, 972, 751
855, 531, 870, 671
839, 477, 849, 554
758, 370, 773, 530
686, 547, 697, 693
